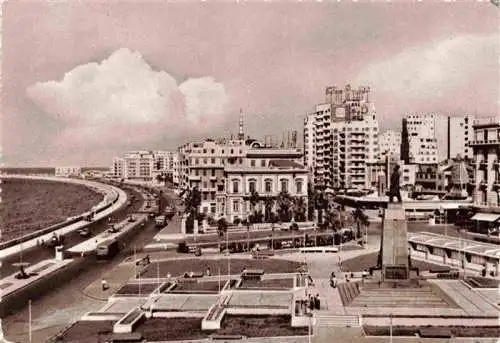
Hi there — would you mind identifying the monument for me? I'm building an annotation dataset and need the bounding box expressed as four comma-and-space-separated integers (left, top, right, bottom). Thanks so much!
375, 164, 412, 281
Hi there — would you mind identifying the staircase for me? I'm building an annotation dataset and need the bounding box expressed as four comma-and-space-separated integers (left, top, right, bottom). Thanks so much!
316, 314, 360, 327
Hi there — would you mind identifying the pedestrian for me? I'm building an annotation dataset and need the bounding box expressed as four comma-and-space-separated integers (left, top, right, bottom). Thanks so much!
206, 268, 211, 277
101, 279, 108, 291
309, 295, 314, 310
315, 294, 321, 310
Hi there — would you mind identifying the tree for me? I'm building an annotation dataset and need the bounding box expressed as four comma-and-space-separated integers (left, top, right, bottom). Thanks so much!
217, 217, 228, 238
307, 183, 316, 221
264, 197, 275, 222
352, 206, 369, 239
293, 197, 307, 222
315, 191, 327, 225
249, 190, 260, 214
277, 191, 293, 222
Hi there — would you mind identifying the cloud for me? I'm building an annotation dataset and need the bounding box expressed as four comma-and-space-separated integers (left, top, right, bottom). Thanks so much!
355, 34, 497, 99
26, 48, 229, 148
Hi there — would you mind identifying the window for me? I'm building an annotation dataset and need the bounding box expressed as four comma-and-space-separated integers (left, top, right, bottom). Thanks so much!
261, 160, 266, 167
195, 158, 199, 165
203, 193, 208, 200
211, 158, 215, 164
249, 180, 256, 193
203, 158, 207, 164
211, 169, 215, 176
250, 160, 255, 167
280, 179, 288, 193
210, 205, 216, 213
211, 149, 215, 154
203, 169, 206, 176
265, 179, 273, 193
233, 200, 240, 212
195, 169, 199, 176
295, 180, 303, 194
203, 149, 207, 153
232, 180, 239, 193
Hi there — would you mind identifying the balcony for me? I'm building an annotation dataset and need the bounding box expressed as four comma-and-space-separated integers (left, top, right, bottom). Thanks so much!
469, 138, 500, 146
188, 175, 201, 181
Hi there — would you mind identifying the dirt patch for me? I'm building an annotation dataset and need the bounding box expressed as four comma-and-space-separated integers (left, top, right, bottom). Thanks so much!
0, 178, 103, 242
239, 278, 294, 289
140, 258, 302, 278
341, 252, 443, 272
363, 325, 500, 338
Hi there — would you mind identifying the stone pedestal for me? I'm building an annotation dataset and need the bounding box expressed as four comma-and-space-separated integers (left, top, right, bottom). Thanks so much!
193, 219, 199, 235
379, 204, 409, 281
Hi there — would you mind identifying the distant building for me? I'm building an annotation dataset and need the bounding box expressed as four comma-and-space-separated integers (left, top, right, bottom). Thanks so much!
111, 150, 177, 182
448, 115, 474, 160
55, 166, 81, 178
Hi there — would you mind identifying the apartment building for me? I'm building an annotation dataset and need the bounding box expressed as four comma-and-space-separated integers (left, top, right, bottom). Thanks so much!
304, 84, 379, 190
378, 129, 401, 160
470, 117, 500, 207
111, 150, 177, 182
404, 113, 474, 164
55, 166, 81, 177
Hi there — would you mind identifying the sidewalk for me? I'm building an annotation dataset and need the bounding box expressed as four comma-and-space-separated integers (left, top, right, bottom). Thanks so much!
82, 263, 136, 301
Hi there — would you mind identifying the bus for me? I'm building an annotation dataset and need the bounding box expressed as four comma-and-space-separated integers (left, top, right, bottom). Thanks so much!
97, 239, 119, 260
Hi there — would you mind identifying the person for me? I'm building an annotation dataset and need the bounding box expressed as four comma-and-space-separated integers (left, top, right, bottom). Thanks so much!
389, 164, 402, 203
315, 294, 321, 310
309, 295, 314, 310
101, 279, 108, 291
206, 267, 211, 277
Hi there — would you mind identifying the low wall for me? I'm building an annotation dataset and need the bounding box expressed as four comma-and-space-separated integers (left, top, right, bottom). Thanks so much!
0, 255, 95, 317
225, 307, 290, 315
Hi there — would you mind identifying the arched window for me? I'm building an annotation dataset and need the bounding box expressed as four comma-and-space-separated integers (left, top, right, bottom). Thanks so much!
280, 179, 288, 193
232, 180, 239, 193
264, 179, 273, 193
248, 179, 257, 193
295, 179, 303, 194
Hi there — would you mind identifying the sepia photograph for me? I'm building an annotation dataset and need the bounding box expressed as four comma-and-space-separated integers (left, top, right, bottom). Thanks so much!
0, 0, 498, 342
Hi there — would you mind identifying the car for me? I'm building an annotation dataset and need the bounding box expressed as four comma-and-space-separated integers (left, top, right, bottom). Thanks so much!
79, 228, 91, 237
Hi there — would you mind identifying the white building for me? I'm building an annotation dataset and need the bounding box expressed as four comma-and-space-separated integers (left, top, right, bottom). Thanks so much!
448, 115, 475, 160
111, 150, 177, 182
470, 117, 500, 207
378, 130, 401, 160
304, 84, 379, 190
55, 166, 81, 178
404, 113, 473, 164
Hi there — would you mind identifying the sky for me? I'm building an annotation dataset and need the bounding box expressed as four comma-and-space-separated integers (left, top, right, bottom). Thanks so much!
1, 1, 498, 167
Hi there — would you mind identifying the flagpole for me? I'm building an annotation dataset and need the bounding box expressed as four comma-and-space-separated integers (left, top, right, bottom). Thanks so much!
389, 314, 393, 343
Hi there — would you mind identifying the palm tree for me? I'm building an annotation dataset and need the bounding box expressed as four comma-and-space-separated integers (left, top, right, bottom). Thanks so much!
352, 206, 369, 241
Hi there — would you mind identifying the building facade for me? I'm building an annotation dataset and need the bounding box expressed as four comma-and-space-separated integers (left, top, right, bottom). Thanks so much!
55, 166, 81, 177
378, 129, 401, 160
448, 115, 474, 160
304, 84, 379, 190
111, 150, 178, 182
470, 117, 500, 207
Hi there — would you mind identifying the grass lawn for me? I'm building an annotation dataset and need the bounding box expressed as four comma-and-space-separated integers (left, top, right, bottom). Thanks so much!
136, 318, 208, 341
0, 178, 103, 241
140, 258, 302, 278
169, 281, 222, 293
239, 278, 294, 289
56, 321, 114, 343
219, 315, 309, 337
363, 325, 500, 338
341, 252, 443, 272
115, 282, 164, 295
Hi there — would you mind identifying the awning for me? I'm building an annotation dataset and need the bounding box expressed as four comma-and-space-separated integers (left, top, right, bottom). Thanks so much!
471, 213, 500, 222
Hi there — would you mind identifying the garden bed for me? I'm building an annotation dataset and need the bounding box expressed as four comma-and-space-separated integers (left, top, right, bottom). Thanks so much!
140, 259, 302, 278
238, 278, 294, 289
363, 325, 500, 338
115, 282, 165, 295
169, 281, 223, 294
218, 315, 308, 337
135, 318, 209, 341
54, 321, 114, 343
464, 276, 500, 288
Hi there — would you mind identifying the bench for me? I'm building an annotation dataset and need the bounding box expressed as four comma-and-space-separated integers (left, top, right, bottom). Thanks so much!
241, 269, 264, 281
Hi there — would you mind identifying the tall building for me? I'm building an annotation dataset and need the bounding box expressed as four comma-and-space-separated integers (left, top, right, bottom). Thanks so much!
470, 117, 500, 207
304, 84, 379, 190
378, 130, 401, 160
448, 115, 475, 160
404, 113, 474, 164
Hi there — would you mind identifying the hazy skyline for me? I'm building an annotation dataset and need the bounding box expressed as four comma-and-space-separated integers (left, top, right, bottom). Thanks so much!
1, 1, 498, 167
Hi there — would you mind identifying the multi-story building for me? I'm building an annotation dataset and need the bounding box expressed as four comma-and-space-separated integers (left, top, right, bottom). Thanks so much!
178, 114, 308, 221
448, 115, 474, 160
404, 113, 474, 164
378, 130, 401, 160
470, 117, 500, 207
55, 166, 81, 177
111, 150, 177, 182
304, 84, 378, 190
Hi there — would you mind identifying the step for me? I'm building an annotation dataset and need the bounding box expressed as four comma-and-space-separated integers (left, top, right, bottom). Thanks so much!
316, 315, 360, 327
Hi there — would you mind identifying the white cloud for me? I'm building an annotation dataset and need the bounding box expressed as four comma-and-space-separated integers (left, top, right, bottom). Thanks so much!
26, 48, 229, 147
355, 34, 498, 99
